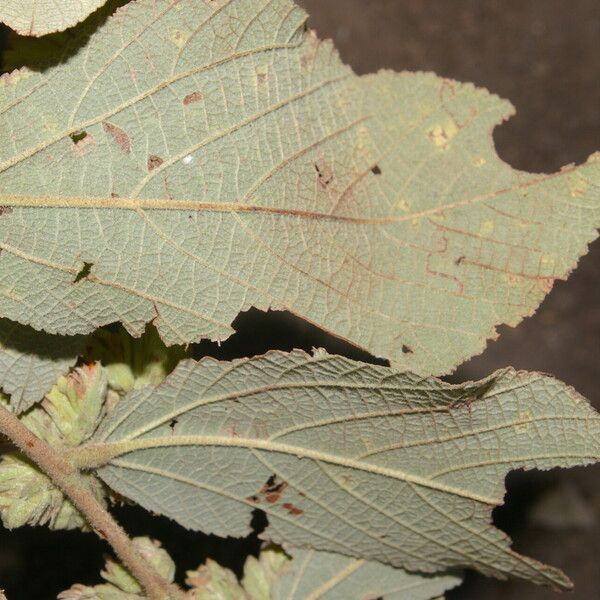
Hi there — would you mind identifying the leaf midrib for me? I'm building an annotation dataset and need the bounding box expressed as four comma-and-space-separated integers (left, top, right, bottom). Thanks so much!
79, 434, 501, 505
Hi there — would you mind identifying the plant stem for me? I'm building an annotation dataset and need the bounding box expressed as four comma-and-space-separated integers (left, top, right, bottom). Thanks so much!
0, 403, 184, 600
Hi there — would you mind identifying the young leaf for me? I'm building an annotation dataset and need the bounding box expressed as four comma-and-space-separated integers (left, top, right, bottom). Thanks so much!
185, 559, 247, 600
58, 537, 175, 599
77, 350, 600, 589
1, 0, 598, 375
0, 319, 84, 413
240, 549, 291, 600
271, 549, 462, 600
0, 0, 108, 37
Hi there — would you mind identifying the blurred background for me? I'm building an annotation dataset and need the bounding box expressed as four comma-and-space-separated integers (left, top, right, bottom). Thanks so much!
1, 1, 599, 598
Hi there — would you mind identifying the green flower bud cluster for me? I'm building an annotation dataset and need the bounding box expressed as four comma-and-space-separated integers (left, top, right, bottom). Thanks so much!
0, 326, 187, 533
87, 326, 188, 396
24, 363, 108, 446
0, 453, 104, 531
0, 364, 107, 530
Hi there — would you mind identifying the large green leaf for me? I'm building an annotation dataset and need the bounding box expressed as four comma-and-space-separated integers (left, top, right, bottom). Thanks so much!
0, 0, 598, 374
0, 318, 84, 412
0, 0, 108, 36
75, 350, 600, 589
271, 549, 462, 600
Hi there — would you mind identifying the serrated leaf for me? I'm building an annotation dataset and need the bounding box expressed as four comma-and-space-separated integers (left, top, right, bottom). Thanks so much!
77, 350, 600, 589
0, 318, 84, 412
0, 0, 108, 37
1, 0, 598, 375
271, 549, 462, 600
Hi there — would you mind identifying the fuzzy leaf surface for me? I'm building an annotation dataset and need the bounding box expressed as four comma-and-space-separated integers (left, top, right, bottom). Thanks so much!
1, 0, 599, 374
272, 549, 462, 600
0, 319, 84, 412
81, 350, 600, 589
0, 0, 107, 36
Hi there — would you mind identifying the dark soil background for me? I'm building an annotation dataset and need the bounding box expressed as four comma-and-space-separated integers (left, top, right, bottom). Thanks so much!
1, 1, 599, 599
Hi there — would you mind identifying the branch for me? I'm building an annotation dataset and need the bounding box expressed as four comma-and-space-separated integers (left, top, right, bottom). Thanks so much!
0, 403, 184, 600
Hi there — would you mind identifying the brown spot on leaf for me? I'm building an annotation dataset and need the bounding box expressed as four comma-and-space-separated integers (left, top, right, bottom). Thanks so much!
183, 91, 203, 105
371, 165, 382, 175
103, 122, 131, 154
0, 207, 13, 216
249, 475, 290, 505
147, 155, 164, 171
402, 345, 413, 355
283, 503, 304, 516
262, 475, 288, 504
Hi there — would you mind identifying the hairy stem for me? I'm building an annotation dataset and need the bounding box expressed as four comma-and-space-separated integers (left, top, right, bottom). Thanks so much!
0, 404, 184, 600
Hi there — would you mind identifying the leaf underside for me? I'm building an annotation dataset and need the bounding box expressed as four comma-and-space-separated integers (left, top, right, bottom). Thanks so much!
0, 0, 598, 374
0, 0, 108, 36
0, 319, 84, 412
88, 350, 600, 589
273, 548, 462, 600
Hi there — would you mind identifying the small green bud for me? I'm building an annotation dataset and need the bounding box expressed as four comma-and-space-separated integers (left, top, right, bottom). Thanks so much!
87, 326, 188, 396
